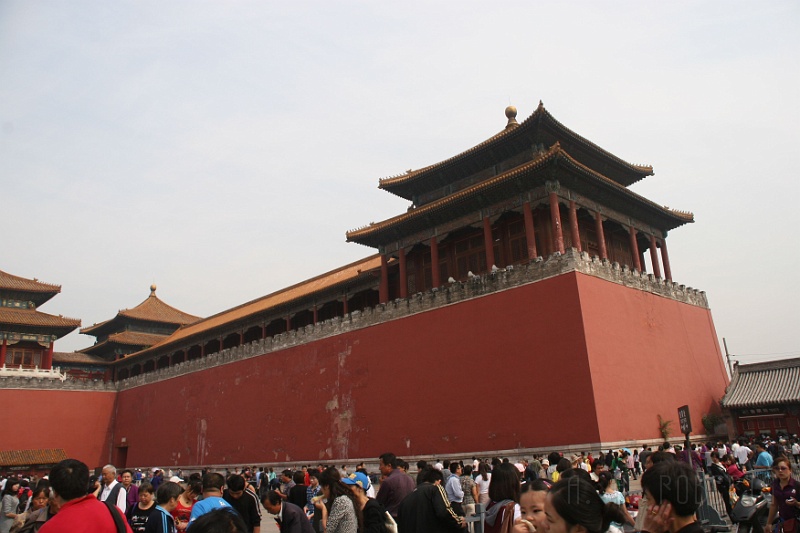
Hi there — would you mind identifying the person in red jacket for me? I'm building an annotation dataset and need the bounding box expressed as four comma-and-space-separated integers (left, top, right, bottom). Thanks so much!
40, 459, 133, 533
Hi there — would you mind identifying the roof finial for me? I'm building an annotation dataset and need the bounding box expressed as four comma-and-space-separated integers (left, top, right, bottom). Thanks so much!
505, 105, 518, 129
150, 284, 157, 296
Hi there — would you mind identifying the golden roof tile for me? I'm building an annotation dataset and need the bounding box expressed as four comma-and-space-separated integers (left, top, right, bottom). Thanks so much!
0, 307, 81, 329
0, 449, 68, 466
81, 286, 199, 335
0, 269, 61, 294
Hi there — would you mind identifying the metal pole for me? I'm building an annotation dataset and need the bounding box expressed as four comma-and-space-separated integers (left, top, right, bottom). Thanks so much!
723, 337, 733, 377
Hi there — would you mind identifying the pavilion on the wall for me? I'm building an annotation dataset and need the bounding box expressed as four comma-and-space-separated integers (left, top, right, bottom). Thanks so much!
0, 269, 80, 371
79, 284, 200, 361
346, 103, 689, 297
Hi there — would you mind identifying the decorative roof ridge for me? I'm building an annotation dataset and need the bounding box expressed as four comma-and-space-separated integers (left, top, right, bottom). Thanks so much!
377, 101, 653, 192
734, 356, 800, 373
0, 269, 62, 293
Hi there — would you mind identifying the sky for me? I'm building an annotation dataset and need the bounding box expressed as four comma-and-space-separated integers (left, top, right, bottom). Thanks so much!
1, 1, 798, 367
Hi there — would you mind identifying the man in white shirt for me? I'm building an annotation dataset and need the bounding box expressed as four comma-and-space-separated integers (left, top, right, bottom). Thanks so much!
734, 442, 752, 467
98, 464, 127, 514
95, 465, 128, 514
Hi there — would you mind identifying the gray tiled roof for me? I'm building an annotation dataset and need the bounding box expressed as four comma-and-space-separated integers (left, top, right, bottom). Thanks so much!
721, 357, 800, 408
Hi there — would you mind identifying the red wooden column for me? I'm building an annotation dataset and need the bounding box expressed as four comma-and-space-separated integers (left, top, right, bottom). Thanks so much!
548, 186, 565, 254
660, 238, 673, 282
342, 294, 349, 315
483, 216, 495, 269
285, 316, 291, 332
313, 305, 318, 325
379, 254, 389, 303
430, 235, 440, 288
398, 248, 408, 299
649, 235, 662, 279
629, 226, 642, 271
522, 201, 538, 259
44, 341, 54, 369
594, 212, 608, 259
568, 200, 581, 251
261, 324, 267, 339
0, 338, 6, 365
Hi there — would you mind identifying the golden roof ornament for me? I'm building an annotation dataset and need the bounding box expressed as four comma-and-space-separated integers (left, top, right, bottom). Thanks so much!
505, 105, 518, 129
150, 284, 157, 296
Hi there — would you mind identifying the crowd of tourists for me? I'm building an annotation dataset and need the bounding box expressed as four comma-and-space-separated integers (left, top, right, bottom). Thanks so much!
0, 436, 798, 533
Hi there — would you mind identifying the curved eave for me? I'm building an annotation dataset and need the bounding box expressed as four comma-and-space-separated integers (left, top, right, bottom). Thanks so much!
113, 255, 388, 366
377, 102, 653, 200
349, 144, 690, 249
0, 308, 81, 334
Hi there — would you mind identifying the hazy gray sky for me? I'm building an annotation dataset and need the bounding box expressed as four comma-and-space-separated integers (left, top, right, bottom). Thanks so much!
2, 1, 798, 366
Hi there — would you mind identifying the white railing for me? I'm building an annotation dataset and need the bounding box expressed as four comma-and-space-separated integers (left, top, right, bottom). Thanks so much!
0, 364, 67, 381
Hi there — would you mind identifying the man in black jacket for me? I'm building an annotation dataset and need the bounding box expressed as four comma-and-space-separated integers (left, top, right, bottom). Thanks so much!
397, 466, 465, 533
262, 490, 314, 533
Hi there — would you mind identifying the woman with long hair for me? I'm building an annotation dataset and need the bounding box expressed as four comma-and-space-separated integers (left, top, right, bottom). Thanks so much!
484, 463, 521, 533
543, 477, 628, 533
0, 479, 20, 533
475, 461, 492, 506
596, 472, 634, 533
172, 478, 201, 531
314, 467, 362, 533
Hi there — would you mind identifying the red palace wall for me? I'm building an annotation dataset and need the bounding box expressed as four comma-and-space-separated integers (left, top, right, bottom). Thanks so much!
0, 389, 116, 467
576, 274, 730, 443
110, 271, 729, 468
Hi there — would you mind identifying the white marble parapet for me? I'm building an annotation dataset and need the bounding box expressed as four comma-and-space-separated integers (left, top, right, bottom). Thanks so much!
0, 364, 67, 381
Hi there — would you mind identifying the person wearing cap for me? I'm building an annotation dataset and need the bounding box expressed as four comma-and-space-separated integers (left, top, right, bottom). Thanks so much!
342, 472, 387, 533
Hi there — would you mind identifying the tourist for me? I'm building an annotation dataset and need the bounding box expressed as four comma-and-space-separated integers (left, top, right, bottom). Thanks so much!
484, 463, 521, 533
144, 482, 182, 533
512, 478, 550, 533
723, 454, 745, 482
187, 509, 248, 533
313, 467, 361, 533
342, 472, 386, 533
13, 486, 59, 533
754, 442, 774, 470
10, 484, 47, 532
1, 479, 20, 533
638, 459, 702, 533
305, 470, 322, 518
543, 477, 629, 533
709, 451, 733, 517
375, 453, 415, 519
287, 472, 307, 511
734, 440, 752, 469
444, 463, 465, 516
172, 478, 201, 531
113, 471, 137, 523
129, 483, 157, 533
460, 465, 479, 530
474, 462, 491, 506
793, 440, 800, 465
188, 473, 233, 527
39, 458, 132, 533
766, 456, 800, 533
261, 491, 313, 533
597, 472, 634, 533
96, 464, 128, 515
222, 475, 260, 533
278, 470, 295, 501
396, 466, 464, 533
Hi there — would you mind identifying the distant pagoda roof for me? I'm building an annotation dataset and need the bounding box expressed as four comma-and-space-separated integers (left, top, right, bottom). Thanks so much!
53, 351, 110, 365
81, 285, 200, 337
721, 357, 800, 409
0, 269, 62, 307
0, 306, 81, 337
378, 101, 654, 202
80, 330, 167, 357
0, 448, 68, 467
348, 142, 693, 249
117, 254, 385, 362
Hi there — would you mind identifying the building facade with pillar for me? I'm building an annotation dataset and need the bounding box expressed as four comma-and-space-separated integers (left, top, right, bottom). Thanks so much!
0, 269, 80, 370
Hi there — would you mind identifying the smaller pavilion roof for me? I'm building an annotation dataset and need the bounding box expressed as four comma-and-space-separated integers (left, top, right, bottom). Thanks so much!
118, 254, 385, 362
0, 269, 61, 306
721, 357, 800, 409
0, 307, 81, 334
53, 351, 110, 365
81, 285, 200, 336
81, 331, 166, 356
0, 448, 68, 467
